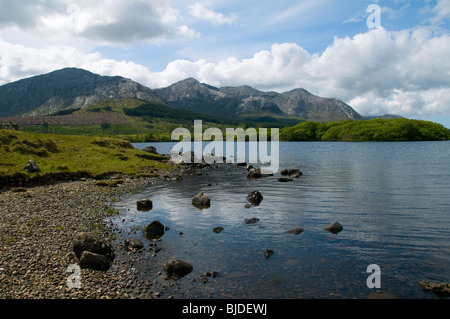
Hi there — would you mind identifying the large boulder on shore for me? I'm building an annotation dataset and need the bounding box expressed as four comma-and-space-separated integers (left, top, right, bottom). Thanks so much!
73, 232, 115, 270
192, 192, 211, 209
143, 146, 158, 154
163, 260, 193, 279
24, 160, 40, 173
79, 251, 112, 271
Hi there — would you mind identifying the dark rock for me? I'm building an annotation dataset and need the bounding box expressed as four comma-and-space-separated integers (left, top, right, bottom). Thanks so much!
246, 190, 263, 206
281, 169, 303, 178
124, 238, 144, 251
192, 192, 211, 209
79, 251, 112, 271
244, 218, 260, 225
24, 160, 40, 173
237, 162, 247, 166
205, 271, 218, 278
246, 164, 254, 171
324, 222, 343, 234
163, 260, 193, 279
286, 228, 304, 235
213, 227, 224, 233
264, 249, 274, 260
277, 177, 293, 182
137, 198, 153, 211
247, 168, 274, 179
73, 232, 115, 261
244, 204, 252, 209
143, 220, 165, 240
143, 146, 158, 154
420, 281, 450, 298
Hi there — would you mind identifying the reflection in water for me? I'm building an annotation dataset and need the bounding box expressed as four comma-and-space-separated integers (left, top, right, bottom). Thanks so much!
110, 142, 450, 299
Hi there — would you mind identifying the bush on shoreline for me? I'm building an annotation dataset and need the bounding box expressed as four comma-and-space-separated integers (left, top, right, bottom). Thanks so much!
280, 119, 450, 142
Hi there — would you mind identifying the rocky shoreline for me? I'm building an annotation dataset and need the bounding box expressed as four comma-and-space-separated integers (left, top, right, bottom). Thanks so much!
0, 175, 179, 299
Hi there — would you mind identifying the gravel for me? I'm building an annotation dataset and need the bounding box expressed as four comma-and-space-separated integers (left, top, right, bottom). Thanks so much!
0, 176, 177, 299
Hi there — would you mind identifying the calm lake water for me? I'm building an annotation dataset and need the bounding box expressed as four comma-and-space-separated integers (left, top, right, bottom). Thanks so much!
111, 141, 450, 299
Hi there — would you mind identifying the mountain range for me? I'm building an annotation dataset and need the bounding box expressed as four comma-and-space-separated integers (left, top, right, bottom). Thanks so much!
0, 67, 395, 122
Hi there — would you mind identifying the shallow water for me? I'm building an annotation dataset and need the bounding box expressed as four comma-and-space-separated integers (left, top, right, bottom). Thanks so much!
111, 141, 450, 299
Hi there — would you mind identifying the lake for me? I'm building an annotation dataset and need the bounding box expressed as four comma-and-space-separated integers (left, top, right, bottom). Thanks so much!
110, 141, 450, 299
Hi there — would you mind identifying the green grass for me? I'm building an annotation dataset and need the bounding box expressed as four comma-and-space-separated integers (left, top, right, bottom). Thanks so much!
0, 129, 172, 187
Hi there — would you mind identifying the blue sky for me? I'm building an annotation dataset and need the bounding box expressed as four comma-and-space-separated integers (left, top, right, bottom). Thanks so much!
0, 0, 449, 127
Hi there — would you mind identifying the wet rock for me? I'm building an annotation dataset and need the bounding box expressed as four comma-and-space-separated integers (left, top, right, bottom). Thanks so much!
73, 232, 115, 261
143, 221, 165, 240
264, 249, 274, 260
237, 162, 247, 167
213, 227, 224, 233
244, 218, 260, 225
137, 198, 153, 211
124, 238, 144, 251
143, 146, 158, 154
286, 228, 304, 235
192, 192, 211, 209
281, 169, 303, 178
246, 190, 263, 206
247, 168, 273, 179
79, 251, 112, 271
163, 260, 193, 279
420, 281, 450, 298
277, 177, 293, 182
244, 204, 252, 209
324, 222, 343, 234
24, 160, 40, 173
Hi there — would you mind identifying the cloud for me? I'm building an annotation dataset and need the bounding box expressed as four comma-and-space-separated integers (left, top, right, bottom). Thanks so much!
0, 0, 197, 45
431, 0, 450, 23
1, 24, 449, 119
188, 2, 236, 25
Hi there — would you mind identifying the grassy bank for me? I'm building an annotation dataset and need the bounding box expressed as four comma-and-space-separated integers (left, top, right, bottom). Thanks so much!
0, 129, 172, 187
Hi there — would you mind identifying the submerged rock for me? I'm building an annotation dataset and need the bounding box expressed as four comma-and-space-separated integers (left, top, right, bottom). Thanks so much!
286, 228, 305, 235
247, 168, 273, 179
143, 220, 165, 239
137, 198, 153, 211
192, 192, 211, 209
246, 190, 263, 206
277, 177, 293, 182
163, 260, 193, 279
281, 169, 303, 178
212, 227, 224, 233
420, 281, 450, 298
244, 218, 260, 225
264, 249, 274, 260
324, 222, 343, 234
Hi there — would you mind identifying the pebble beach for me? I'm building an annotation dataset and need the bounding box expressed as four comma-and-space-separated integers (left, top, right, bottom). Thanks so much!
0, 176, 176, 299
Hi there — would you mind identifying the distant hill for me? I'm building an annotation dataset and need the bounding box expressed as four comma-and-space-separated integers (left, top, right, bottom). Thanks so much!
0, 68, 403, 128
0, 68, 165, 117
154, 78, 363, 122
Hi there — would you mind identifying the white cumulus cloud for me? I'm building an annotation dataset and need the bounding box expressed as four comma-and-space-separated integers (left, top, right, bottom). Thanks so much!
188, 2, 236, 25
